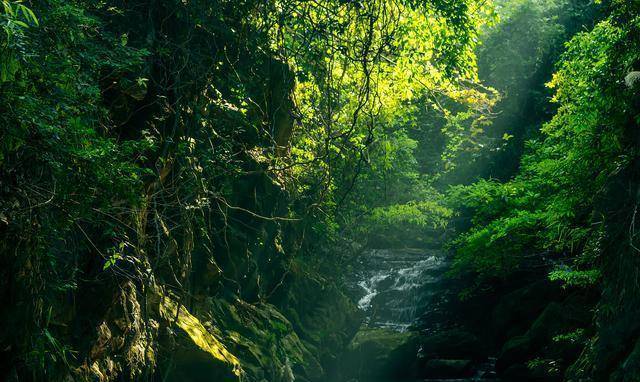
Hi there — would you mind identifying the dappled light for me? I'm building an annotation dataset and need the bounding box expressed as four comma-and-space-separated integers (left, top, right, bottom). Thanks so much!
1, 0, 639, 381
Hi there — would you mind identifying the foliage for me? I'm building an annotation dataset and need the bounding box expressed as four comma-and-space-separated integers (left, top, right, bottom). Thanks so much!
0, 0, 495, 379
444, 0, 603, 183
548, 268, 600, 288
4, 0, 638, 379
0, 0, 37, 81
448, 0, 639, 288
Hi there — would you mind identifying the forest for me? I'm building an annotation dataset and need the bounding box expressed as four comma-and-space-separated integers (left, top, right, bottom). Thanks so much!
1, 0, 639, 381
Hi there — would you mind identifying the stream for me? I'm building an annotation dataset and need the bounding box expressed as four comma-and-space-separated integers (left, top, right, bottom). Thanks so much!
354, 248, 448, 332
350, 248, 498, 381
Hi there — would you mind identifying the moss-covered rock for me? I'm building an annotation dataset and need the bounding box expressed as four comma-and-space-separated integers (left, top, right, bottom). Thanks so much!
421, 359, 474, 379
418, 328, 485, 360
492, 280, 564, 342
77, 281, 158, 382
497, 296, 593, 380
498, 335, 533, 373
202, 298, 323, 382
341, 328, 416, 380
158, 295, 243, 380
80, 281, 335, 382
273, 269, 363, 378
610, 337, 640, 382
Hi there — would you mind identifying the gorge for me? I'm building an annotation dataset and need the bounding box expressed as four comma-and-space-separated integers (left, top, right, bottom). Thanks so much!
2, 0, 640, 381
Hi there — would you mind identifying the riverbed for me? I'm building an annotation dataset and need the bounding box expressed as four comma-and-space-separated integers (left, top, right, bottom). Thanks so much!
345, 248, 498, 381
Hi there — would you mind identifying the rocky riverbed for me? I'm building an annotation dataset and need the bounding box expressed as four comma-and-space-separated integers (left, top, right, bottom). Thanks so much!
333, 246, 598, 382
337, 248, 499, 381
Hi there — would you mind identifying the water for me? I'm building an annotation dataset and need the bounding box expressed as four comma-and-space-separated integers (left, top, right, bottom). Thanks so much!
353, 248, 447, 332
349, 248, 499, 381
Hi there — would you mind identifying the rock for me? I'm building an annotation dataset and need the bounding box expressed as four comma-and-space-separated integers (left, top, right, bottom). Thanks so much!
527, 301, 588, 346
341, 328, 416, 380
158, 294, 243, 381
166, 347, 241, 382
78, 281, 159, 381
610, 336, 640, 382
498, 296, 593, 377
497, 335, 533, 373
421, 359, 474, 379
418, 328, 485, 360
502, 364, 542, 381
273, 274, 362, 380
204, 298, 323, 381
492, 280, 564, 342
502, 360, 562, 382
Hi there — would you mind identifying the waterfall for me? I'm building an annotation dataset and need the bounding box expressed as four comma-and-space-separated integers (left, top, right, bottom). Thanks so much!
352, 248, 446, 332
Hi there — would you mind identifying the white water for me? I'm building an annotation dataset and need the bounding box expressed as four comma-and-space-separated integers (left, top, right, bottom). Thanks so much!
353, 248, 446, 332
350, 248, 499, 381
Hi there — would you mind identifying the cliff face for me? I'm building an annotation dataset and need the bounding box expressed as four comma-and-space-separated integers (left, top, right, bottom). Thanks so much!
0, 1, 360, 380
72, 277, 358, 382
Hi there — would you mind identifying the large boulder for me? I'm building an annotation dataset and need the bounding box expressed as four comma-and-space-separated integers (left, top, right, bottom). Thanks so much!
418, 328, 486, 360
272, 273, 363, 379
492, 280, 564, 342
498, 335, 534, 374
78, 281, 160, 382
502, 361, 562, 382
421, 359, 474, 379
202, 298, 323, 382
410, 329, 487, 379
610, 337, 640, 382
340, 328, 417, 380
497, 295, 593, 381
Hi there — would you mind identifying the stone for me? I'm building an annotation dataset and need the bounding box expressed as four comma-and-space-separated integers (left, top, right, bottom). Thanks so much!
421, 359, 474, 379
341, 328, 416, 380
418, 328, 485, 360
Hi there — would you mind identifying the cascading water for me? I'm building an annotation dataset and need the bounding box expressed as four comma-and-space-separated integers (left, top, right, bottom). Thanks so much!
353, 248, 447, 332
349, 248, 499, 381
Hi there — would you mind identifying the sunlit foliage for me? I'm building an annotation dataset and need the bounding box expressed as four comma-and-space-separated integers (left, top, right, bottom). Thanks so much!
449, 0, 640, 286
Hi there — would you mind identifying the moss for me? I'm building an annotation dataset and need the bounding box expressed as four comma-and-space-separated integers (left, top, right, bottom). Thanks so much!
78, 281, 158, 382
348, 328, 413, 351
205, 298, 323, 381
341, 328, 417, 380
159, 296, 243, 378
